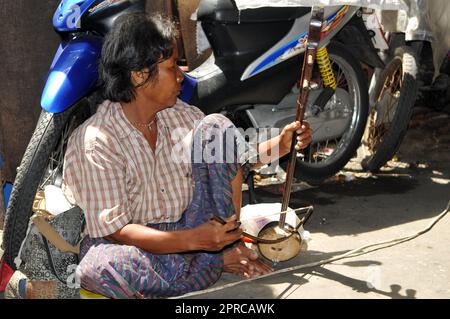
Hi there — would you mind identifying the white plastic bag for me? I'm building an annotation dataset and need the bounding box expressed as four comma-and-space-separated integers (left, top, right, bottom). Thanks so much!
240, 203, 311, 250
44, 185, 73, 216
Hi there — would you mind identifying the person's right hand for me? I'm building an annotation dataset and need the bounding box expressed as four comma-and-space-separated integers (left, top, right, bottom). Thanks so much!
191, 215, 243, 251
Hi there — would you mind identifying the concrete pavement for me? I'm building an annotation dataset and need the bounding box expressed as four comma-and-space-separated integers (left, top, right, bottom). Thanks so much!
185, 166, 450, 299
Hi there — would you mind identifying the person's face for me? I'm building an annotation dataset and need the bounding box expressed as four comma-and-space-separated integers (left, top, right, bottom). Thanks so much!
133, 45, 184, 110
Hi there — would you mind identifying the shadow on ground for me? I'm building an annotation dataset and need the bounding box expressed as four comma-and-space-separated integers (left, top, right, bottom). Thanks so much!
188, 249, 417, 299
244, 163, 450, 238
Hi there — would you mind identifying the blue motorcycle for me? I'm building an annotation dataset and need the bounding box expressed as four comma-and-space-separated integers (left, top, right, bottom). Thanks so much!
2, 0, 378, 272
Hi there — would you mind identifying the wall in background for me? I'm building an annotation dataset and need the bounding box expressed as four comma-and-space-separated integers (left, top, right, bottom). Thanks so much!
0, 0, 61, 181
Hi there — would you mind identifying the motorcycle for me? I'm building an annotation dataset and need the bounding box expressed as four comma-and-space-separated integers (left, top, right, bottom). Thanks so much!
1, 0, 380, 274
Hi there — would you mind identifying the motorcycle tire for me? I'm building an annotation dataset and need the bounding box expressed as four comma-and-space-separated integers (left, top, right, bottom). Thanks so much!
287, 41, 369, 184
361, 46, 418, 173
1, 100, 91, 269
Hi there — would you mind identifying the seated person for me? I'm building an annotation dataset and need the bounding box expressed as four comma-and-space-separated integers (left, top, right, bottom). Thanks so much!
62, 12, 313, 299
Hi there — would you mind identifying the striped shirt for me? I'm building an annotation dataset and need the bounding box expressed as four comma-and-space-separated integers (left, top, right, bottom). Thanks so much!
62, 99, 205, 238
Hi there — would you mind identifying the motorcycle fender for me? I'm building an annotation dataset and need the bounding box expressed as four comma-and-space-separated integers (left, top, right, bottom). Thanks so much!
41, 35, 102, 113
179, 72, 198, 103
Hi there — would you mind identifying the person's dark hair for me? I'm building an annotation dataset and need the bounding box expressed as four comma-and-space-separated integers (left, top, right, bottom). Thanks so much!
99, 13, 177, 103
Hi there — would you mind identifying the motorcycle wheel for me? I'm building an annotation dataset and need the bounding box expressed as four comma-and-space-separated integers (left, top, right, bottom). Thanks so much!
1, 99, 91, 269
361, 47, 418, 172
285, 42, 369, 184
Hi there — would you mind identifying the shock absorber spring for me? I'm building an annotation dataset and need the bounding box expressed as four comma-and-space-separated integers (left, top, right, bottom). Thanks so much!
316, 47, 337, 89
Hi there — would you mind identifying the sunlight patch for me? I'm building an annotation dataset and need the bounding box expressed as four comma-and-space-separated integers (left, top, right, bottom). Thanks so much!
430, 177, 450, 185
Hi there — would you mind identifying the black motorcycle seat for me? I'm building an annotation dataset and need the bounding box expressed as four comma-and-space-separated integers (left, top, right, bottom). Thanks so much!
197, 0, 311, 23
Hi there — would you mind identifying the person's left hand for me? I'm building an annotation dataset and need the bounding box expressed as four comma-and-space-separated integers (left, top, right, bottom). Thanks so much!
280, 121, 313, 156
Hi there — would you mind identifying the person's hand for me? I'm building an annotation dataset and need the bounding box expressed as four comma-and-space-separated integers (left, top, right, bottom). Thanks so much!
280, 121, 313, 155
223, 243, 273, 278
191, 215, 243, 251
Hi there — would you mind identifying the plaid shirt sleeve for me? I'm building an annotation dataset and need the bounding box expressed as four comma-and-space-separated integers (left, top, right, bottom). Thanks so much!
63, 126, 132, 238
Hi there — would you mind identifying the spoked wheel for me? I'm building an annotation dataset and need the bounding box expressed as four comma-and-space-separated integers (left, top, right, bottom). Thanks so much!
280, 41, 369, 184
361, 47, 418, 172
1, 99, 91, 269
40, 112, 85, 190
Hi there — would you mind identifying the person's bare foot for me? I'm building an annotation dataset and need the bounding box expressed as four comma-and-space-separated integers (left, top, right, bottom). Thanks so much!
223, 244, 273, 278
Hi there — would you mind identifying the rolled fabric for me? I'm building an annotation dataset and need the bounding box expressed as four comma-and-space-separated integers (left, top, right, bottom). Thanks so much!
4, 270, 27, 299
